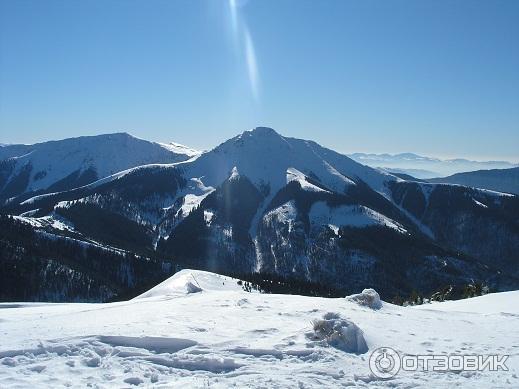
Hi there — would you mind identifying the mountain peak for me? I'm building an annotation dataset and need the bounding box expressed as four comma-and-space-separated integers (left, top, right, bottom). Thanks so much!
241, 126, 289, 145
237, 127, 284, 142
213, 127, 289, 155
249, 127, 279, 136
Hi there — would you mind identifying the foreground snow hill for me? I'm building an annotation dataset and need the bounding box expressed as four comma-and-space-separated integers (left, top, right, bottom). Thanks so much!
0, 270, 518, 388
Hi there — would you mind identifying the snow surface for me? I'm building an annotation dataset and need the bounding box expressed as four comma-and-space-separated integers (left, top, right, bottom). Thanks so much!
158, 142, 201, 158
12, 214, 75, 232
286, 168, 329, 193
1, 270, 517, 388
170, 177, 215, 219
473, 198, 489, 208
308, 201, 407, 234
413, 291, 519, 315
263, 200, 298, 232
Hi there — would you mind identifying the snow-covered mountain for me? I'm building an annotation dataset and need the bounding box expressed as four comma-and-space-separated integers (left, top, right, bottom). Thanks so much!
0, 133, 199, 201
348, 152, 518, 178
2, 127, 518, 303
428, 167, 519, 195
0, 269, 517, 387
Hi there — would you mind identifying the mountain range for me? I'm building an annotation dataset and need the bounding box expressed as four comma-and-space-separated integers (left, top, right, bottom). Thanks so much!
348, 152, 518, 178
1, 127, 518, 302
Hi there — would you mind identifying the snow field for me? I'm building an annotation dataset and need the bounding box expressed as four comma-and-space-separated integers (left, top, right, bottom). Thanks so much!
0, 270, 518, 387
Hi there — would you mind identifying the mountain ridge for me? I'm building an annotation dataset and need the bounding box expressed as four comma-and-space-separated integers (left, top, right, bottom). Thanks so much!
1, 127, 518, 302
427, 167, 519, 195
0, 132, 200, 202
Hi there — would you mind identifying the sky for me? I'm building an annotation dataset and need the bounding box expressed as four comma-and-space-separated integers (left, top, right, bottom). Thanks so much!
0, 0, 518, 161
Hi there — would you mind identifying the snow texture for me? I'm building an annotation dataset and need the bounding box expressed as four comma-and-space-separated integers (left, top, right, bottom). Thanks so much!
0, 270, 518, 388
306, 312, 368, 354
309, 201, 407, 234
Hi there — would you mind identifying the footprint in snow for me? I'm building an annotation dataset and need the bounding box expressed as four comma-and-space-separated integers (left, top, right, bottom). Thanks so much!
124, 377, 144, 386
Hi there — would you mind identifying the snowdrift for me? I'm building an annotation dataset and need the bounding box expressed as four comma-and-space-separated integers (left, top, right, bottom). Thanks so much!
134, 269, 243, 299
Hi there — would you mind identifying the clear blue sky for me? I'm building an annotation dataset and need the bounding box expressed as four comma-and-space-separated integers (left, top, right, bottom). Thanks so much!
1, 0, 518, 161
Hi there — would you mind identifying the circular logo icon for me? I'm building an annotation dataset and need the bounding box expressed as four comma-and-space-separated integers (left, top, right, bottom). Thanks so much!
369, 347, 401, 379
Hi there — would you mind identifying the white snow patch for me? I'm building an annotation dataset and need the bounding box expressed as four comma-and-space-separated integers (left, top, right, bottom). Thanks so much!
286, 167, 328, 193
222, 225, 233, 238
309, 201, 407, 234
263, 201, 298, 232
179, 193, 208, 217
229, 166, 240, 181
172, 177, 215, 218
473, 198, 488, 208
11, 215, 75, 232
203, 210, 214, 225
158, 141, 201, 158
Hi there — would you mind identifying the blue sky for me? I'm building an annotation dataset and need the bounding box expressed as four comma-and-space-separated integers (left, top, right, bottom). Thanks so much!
1, 0, 518, 161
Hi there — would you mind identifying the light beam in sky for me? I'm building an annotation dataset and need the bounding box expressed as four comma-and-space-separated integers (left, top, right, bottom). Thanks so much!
228, 0, 259, 102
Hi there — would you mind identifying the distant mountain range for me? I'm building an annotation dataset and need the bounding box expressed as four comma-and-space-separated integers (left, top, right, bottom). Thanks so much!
1, 128, 518, 302
348, 152, 518, 178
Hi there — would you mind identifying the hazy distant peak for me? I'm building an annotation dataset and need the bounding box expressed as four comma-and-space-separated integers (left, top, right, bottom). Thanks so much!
348, 152, 518, 178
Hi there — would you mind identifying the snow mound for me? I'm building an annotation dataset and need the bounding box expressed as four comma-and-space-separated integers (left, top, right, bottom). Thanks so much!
306, 312, 368, 354
134, 270, 242, 299
346, 288, 382, 310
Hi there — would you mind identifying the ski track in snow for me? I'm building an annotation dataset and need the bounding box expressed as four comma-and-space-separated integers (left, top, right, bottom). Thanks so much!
0, 270, 518, 388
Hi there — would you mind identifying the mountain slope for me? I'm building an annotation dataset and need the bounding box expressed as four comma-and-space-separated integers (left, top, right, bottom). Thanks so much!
0, 214, 175, 302
0, 132, 199, 201
428, 167, 519, 195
